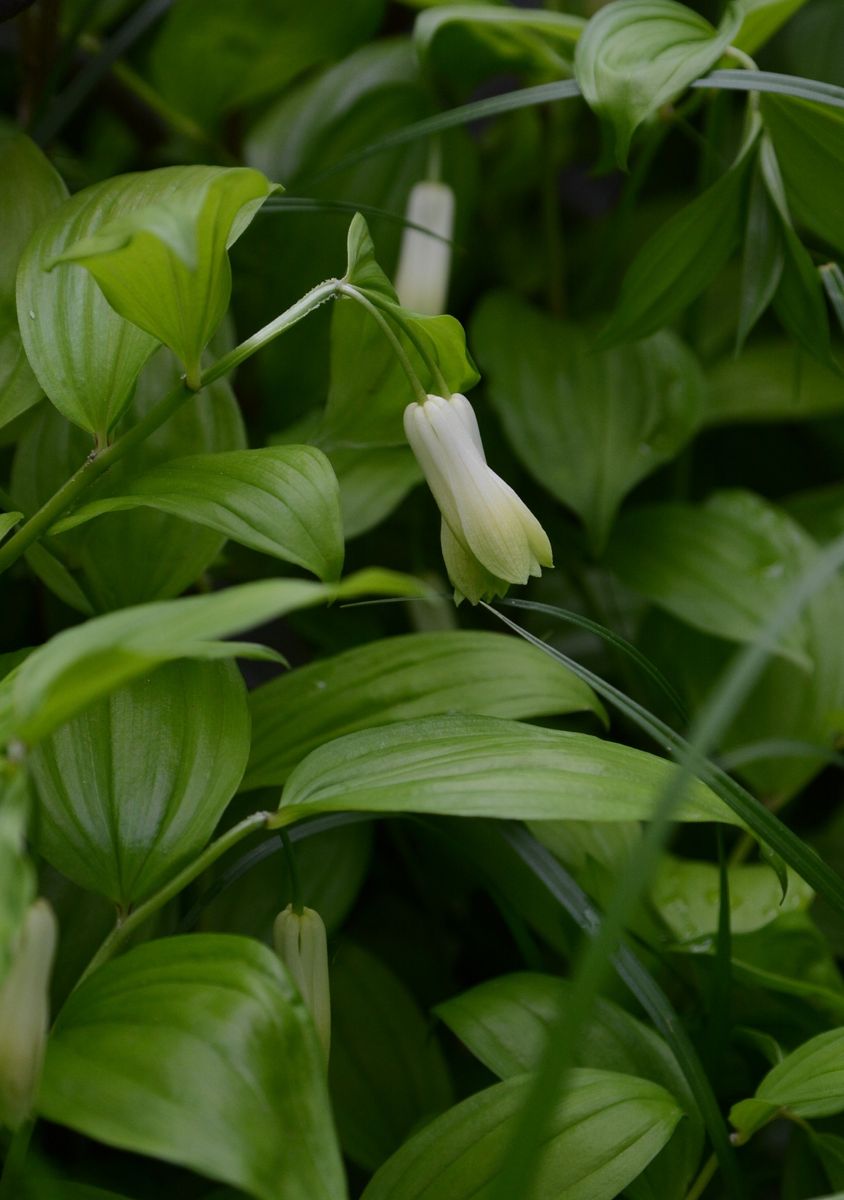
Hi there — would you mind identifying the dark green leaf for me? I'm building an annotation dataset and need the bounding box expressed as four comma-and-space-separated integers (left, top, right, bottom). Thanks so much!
244, 630, 605, 790
472, 291, 706, 550
734, 0, 811, 54
30, 659, 250, 906
705, 343, 844, 424
38, 935, 346, 1200
361, 1068, 682, 1200
277, 713, 740, 827
736, 166, 784, 352
330, 941, 453, 1171
415, 5, 584, 83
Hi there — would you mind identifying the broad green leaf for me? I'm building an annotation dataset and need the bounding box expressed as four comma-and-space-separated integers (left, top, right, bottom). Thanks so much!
786, 483, 844, 544
606, 491, 813, 667
575, 0, 742, 165
415, 6, 584, 83
30, 659, 250, 906
472, 292, 705, 550
330, 942, 453, 1171
436, 972, 702, 1198
51, 167, 276, 388
11, 348, 246, 612
276, 713, 740, 827
6, 568, 424, 745
0, 133, 66, 431
762, 94, 844, 258
362, 1068, 683, 1200
53, 445, 344, 583
734, 0, 811, 53
333, 445, 421, 538
599, 148, 753, 345
652, 856, 814, 941
731, 1028, 844, 1141
0, 767, 35, 986
38, 935, 347, 1200
150, 0, 384, 131
244, 630, 605, 790
705, 344, 844, 425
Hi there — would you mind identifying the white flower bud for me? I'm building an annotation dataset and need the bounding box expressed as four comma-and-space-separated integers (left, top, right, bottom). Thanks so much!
394, 181, 455, 315
0, 899, 57, 1130
273, 904, 330, 1067
404, 392, 553, 604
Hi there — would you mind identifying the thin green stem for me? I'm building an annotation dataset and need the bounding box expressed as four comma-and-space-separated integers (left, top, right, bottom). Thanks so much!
684, 1152, 718, 1200
281, 830, 303, 915
77, 811, 271, 986
0, 280, 341, 578
0, 1119, 35, 1198
338, 283, 429, 403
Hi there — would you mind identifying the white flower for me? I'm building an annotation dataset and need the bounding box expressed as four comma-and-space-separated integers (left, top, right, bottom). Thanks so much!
0, 899, 57, 1130
404, 392, 553, 604
394, 182, 455, 315
273, 904, 330, 1067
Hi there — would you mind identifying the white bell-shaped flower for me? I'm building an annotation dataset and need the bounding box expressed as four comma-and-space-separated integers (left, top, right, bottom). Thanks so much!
273, 904, 330, 1067
394, 181, 455, 315
0, 899, 57, 1130
404, 392, 553, 603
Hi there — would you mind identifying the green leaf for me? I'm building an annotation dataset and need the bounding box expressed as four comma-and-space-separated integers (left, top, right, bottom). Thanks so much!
734, 0, 811, 53
599, 148, 753, 344
736, 167, 785, 352
52, 445, 345, 583
333, 445, 421, 538
0, 511, 21, 543
472, 292, 705, 551
575, 0, 742, 166
38, 934, 347, 1200
731, 1028, 844, 1141
705, 344, 844, 425
30, 659, 250, 906
11, 347, 247, 612
150, 0, 385, 131
0, 133, 67, 431
606, 491, 814, 667
0, 767, 35, 986
7, 567, 424, 745
436, 972, 702, 1198
330, 942, 453, 1171
652, 856, 814, 941
762, 94, 844, 258
244, 630, 605, 790
277, 713, 740, 828
361, 1068, 683, 1200
50, 167, 277, 388
415, 5, 584, 84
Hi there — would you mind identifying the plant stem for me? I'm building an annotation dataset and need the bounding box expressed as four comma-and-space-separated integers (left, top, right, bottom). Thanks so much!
684, 1153, 718, 1200
338, 283, 429, 403
0, 1119, 34, 1199
77, 811, 271, 986
0, 279, 341, 577
281, 830, 303, 915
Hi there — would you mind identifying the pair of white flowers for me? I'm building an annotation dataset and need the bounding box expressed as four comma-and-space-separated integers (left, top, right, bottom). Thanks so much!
397, 182, 552, 604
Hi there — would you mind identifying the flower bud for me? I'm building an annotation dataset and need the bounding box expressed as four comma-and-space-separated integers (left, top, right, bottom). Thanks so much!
0, 899, 57, 1130
404, 392, 553, 603
394, 181, 455, 315
273, 904, 330, 1066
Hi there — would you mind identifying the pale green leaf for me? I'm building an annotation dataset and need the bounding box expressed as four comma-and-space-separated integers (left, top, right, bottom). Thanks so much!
734, 0, 811, 53
51, 167, 277, 387
38, 935, 347, 1200
471, 292, 706, 551
52, 445, 345, 582
30, 660, 250, 906
361, 1068, 683, 1200
8, 568, 424, 745
277, 713, 740, 827
731, 1028, 844, 1141
0, 768, 35, 986
575, 0, 742, 165
244, 630, 605, 790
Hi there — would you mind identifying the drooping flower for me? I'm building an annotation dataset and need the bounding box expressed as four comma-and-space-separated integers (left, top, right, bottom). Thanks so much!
404, 392, 553, 603
394, 181, 455, 315
0, 899, 57, 1130
273, 904, 330, 1066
